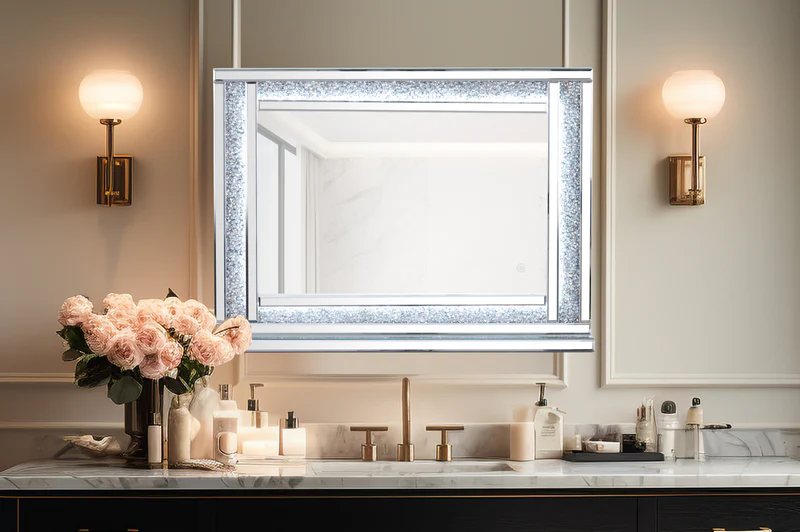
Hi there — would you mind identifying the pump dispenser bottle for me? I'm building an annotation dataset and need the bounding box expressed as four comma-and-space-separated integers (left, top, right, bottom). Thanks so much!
281, 411, 306, 457
686, 397, 705, 461
246, 383, 266, 428
213, 384, 239, 465
532, 383, 565, 459
658, 400, 679, 460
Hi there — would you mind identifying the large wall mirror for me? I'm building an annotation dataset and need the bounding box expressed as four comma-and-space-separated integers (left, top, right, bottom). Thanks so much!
213, 69, 593, 352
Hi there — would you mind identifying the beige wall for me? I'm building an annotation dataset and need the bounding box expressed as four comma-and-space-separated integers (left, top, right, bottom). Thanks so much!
1, 0, 800, 470
0, 0, 191, 466
202, 0, 800, 429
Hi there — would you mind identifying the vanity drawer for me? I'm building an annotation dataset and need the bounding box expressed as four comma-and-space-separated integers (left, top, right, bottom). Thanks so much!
657, 495, 800, 532
216, 496, 638, 532
17, 497, 207, 532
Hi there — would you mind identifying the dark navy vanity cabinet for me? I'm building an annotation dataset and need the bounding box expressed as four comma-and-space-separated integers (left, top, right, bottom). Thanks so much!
3, 490, 799, 532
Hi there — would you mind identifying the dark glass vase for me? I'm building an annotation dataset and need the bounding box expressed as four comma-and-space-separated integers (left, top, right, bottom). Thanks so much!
122, 378, 162, 466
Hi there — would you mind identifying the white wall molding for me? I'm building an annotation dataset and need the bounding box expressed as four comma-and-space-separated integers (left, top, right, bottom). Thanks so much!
600, 0, 800, 388
188, 0, 202, 301
0, 421, 123, 430
0, 373, 73, 383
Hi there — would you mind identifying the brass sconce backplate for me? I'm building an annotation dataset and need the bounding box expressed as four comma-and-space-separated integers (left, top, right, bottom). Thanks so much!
668, 155, 705, 206
96, 155, 133, 206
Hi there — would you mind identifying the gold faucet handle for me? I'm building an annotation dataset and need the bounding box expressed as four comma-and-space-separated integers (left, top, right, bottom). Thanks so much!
350, 426, 388, 461
426, 425, 464, 462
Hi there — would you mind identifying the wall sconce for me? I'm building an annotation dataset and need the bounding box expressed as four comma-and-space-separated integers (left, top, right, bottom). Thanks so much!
662, 70, 726, 205
79, 70, 143, 206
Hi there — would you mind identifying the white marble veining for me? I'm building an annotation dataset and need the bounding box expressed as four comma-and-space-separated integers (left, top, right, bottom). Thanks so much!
2, 457, 800, 490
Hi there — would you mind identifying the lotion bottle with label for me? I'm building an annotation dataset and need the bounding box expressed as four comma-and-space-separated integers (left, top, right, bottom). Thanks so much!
212, 384, 239, 465
532, 383, 566, 459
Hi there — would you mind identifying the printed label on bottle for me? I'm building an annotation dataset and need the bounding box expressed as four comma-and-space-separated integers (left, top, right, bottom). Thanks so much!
541, 424, 556, 437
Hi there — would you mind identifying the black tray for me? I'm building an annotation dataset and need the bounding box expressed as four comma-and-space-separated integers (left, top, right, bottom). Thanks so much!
562, 451, 665, 462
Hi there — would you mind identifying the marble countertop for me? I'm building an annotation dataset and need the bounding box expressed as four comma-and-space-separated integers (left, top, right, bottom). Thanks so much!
2, 457, 800, 491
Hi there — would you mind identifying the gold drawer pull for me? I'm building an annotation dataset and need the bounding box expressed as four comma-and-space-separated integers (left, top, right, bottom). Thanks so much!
713, 528, 771, 532
78, 529, 138, 531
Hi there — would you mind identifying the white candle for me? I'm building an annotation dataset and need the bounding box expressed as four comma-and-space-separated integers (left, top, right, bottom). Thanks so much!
242, 440, 279, 457
510, 422, 535, 461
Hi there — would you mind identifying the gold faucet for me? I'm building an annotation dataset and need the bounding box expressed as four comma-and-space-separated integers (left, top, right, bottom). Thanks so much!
396, 377, 415, 461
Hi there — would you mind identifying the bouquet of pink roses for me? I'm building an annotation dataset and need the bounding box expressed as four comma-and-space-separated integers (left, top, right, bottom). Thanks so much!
57, 289, 251, 404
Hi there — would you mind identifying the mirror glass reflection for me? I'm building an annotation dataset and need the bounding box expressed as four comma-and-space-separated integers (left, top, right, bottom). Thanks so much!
256, 105, 549, 303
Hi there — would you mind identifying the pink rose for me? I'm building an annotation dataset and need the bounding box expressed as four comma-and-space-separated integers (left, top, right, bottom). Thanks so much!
135, 323, 168, 356
160, 339, 184, 369
217, 316, 252, 355
107, 329, 145, 370
138, 339, 183, 380
103, 293, 137, 329
183, 299, 217, 331
164, 297, 184, 326
138, 354, 168, 380
58, 295, 94, 327
172, 313, 202, 337
103, 293, 136, 312
189, 329, 233, 366
106, 306, 136, 329
136, 299, 170, 328
81, 314, 118, 355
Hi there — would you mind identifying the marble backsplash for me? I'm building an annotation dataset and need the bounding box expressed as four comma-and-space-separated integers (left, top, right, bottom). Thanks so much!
4, 424, 796, 469
307, 423, 793, 460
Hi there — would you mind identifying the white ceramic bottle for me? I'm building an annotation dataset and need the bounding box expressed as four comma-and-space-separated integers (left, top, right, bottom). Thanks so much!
532, 383, 566, 459
213, 384, 239, 465
168, 395, 194, 464
188, 377, 221, 460
658, 400, 679, 460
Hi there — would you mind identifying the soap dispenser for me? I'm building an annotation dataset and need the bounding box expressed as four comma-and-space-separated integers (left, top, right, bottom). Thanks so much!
686, 397, 705, 461
532, 383, 566, 459
281, 411, 306, 457
212, 384, 239, 465
246, 383, 266, 428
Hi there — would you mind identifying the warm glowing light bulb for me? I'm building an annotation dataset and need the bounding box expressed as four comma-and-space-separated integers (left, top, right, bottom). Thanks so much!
79, 70, 143, 120
662, 70, 726, 120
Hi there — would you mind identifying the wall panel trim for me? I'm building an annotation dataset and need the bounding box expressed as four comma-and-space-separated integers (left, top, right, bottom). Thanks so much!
600, 0, 800, 388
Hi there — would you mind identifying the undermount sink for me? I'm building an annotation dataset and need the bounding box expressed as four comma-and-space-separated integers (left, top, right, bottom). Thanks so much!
310, 460, 515, 476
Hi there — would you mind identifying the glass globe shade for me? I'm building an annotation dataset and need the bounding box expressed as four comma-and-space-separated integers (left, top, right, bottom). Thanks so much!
79, 70, 143, 120
662, 70, 726, 120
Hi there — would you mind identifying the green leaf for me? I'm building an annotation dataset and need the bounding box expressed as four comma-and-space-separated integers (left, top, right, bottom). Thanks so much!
163, 376, 188, 396
62, 326, 91, 354
74, 355, 113, 388
62, 349, 83, 362
165, 288, 179, 299
76, 357, 113, 388
107, 375, 143, 404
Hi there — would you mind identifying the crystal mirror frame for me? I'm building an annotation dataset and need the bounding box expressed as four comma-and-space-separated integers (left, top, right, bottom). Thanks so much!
213, 68, 593, 352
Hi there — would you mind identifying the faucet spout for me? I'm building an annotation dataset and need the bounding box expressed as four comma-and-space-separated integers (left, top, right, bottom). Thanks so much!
397, 377, 415, 461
